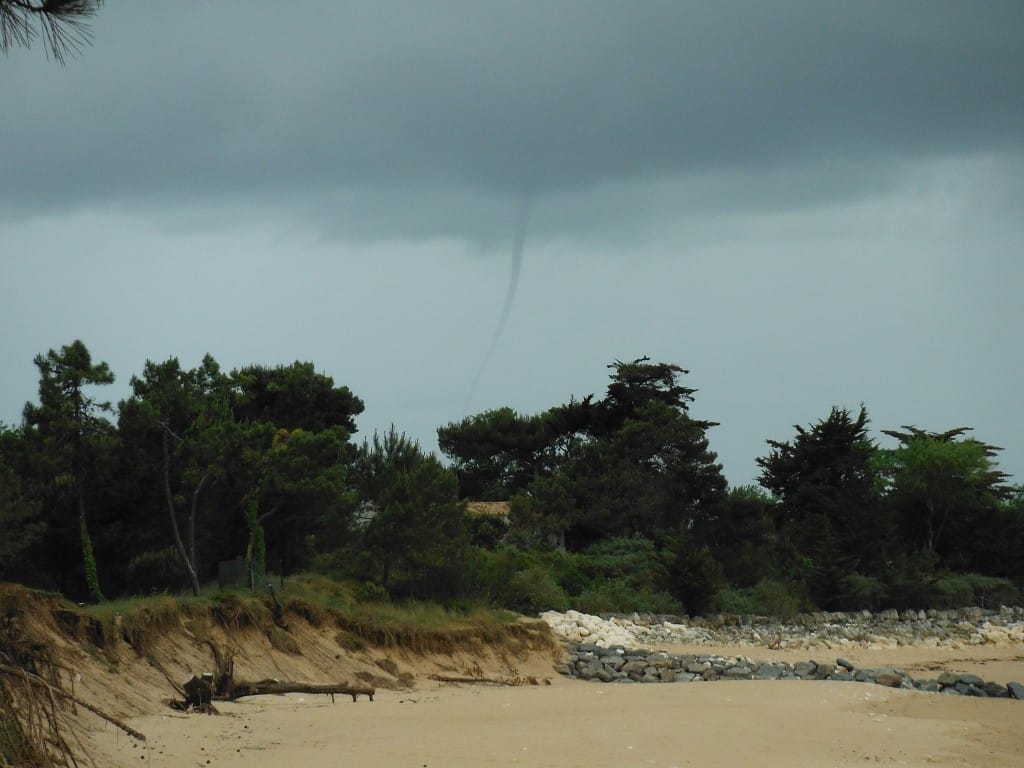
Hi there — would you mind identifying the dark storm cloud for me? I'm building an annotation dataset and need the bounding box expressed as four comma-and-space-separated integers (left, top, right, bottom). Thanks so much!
1, 1, 1022, 237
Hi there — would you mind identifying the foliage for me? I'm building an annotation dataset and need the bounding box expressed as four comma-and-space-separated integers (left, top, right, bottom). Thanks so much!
984, 487, 1024, 585
448, 358, 726, 549
350, 428, 469, 601
549, 537, 682, 614
242, 425, 358, 580
2, 343, 1023, 617
22, 340, 115, 602
0, 0, 103, 64
575, 581, 682, 615
834, 572, 888, 612
712, 579, 806, 618
0, 428, 43, 578
504, 567, 570, 614
757, 405, 888, 607
466, 514, 507, 549
118, 355, 230, 595
437, 407, 553, 499
876, 427, 1010, 570
693, 484, 779, 587
659, 534, 725, 615
929, 574, 1020, 610
114, 354, 362, 595
126, 547, 190, 595
229, 362, 364, 434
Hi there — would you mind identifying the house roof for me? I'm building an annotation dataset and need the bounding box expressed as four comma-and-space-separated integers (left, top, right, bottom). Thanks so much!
465, 501, 511, 518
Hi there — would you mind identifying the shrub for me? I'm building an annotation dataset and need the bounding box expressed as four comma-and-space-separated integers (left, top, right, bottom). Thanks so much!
752, 579, 806, 617
504, 567, 570, 614
550, 536, 675, 602
712, 586, 761, 616
467, 515, 507, 549
575, 580, 682, 615
931, 573, 1021, 609
126, 547, 189, 595
355, 581, 390, 603
663, 535, 725, 615
713, 579, 805, 618
836, 572, 888, 611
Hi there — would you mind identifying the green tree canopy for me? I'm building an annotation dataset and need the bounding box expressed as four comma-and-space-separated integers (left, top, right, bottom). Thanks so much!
443, 358, 725, 549
595, 358, 700, 436
22, 340, 115, 601
115, 354, 365, 593
693, 485, 779, 588
352, 428, 468, 600
877, 426, 1010, 570
437, 407, 554, 499
241, 424, 358, 582
0, 424, 43, 579
118, 354, 231, 594
757, 405, 887, 606
229, 361, 364, 434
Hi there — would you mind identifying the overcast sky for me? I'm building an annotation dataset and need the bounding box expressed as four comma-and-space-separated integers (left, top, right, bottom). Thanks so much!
2, 1, 1022, 486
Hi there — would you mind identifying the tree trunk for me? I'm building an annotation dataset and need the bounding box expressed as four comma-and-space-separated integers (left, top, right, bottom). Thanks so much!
73, 381, 104, 603
163, 429, 201, 596
189, 473, 208, 573
932, 499, 950, 557
180, 673, 374, 706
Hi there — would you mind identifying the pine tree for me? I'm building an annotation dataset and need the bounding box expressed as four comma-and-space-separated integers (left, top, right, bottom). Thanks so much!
23, 340, 114, 601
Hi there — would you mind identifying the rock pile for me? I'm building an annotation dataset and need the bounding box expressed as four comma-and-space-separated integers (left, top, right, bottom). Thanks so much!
554, 643, 1024, 699
542, 608, 1024, 699
540, 606, 1024, 651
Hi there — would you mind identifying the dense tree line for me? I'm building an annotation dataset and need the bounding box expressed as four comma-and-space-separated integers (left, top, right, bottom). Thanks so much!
444, 360, 1023, 612
1, 342, 1022, 613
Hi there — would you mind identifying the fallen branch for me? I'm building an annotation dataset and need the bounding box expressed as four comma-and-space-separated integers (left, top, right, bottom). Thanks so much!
0, 662, 146, 742
61, 689, 148, 741
174, 640, 375, 714
178, 672, 374, 709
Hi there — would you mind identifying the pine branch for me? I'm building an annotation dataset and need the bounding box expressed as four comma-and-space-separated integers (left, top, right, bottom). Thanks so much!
1, 0, 103, 64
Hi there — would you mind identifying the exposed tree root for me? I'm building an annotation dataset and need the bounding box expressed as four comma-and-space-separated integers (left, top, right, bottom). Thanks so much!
171, 641, 375, 712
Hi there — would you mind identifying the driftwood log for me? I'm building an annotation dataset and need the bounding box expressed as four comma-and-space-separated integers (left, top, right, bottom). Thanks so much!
175, 639, 374, 712
180, 672, 374, 709
228, 679, 375, 702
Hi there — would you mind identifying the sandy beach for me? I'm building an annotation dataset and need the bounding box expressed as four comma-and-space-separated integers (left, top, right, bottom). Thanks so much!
87, 644, 1024, 768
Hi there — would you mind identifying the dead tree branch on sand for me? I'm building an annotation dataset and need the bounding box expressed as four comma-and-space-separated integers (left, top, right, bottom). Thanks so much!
172, 641, 374, 712
221, 677, 373, 702
178, 673, 374, 707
